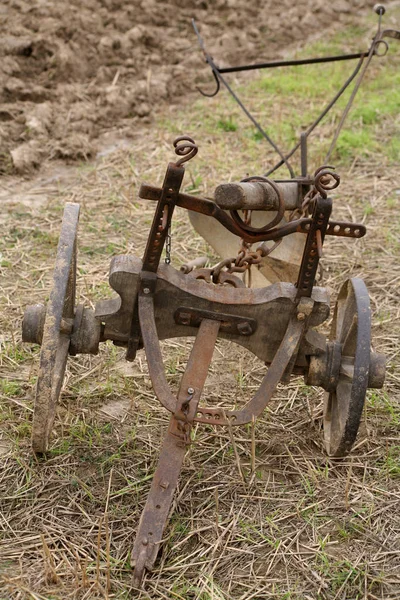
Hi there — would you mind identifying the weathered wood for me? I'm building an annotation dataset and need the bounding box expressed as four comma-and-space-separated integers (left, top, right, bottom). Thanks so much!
95, 255, 330, 367
32, 202, 80, 453
214, 181, 299, 211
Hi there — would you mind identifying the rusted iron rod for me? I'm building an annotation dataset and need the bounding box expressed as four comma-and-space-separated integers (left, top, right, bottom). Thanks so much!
217, 51, 369, 73
132, 318, 220, 586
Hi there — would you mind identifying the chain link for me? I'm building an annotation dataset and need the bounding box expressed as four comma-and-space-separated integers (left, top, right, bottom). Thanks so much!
289, 187, 317, 221
210, 206, 283, 286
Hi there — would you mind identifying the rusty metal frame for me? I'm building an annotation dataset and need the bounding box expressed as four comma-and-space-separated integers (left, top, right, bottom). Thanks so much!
21, 89, 389, 587
21, 135, 388, 588
138, 183, 366, 244
132, 318, 220, 585
111, 138, 385, 584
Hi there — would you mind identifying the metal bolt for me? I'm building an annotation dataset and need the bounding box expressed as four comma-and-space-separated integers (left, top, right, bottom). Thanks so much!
187, 387, 195, 395
143, 287, 150, 294
60, 317, 73, 335
159, 480, 169, 490
297, 312, 306, 321
237, 321, 253, 336
142, 537, 148, 546
180, 311, 191, 326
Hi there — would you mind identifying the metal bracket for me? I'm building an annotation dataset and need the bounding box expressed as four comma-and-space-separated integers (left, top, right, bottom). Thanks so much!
296, 196, 332, 299
132, 319, 220, 587
174, 307, 257, 336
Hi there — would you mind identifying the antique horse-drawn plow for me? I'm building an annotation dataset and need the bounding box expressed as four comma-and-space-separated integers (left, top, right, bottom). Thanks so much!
22, 5, 397, 587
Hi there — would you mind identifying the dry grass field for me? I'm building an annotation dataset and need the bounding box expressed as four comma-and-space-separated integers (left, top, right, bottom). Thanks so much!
0, 7, 400, 600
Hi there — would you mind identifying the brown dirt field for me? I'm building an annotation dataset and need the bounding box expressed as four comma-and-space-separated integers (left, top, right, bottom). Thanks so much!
0, 0, 375, 173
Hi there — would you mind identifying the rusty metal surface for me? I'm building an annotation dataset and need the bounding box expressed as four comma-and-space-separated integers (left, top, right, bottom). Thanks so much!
32, 202, 79, 453
126, 137, 198, 361
132, 318, 220, 586
296, 195, 332, 298
139, 183, 366, 243
174, 306, 257, 336
189, 267, 246, 287
194, 303, 310, 427
141, 164, 184, 273
138, 292, 177, 413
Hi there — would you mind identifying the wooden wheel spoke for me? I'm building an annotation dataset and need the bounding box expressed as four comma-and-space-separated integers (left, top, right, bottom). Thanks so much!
342, 313, 358, 355
32, 203, 80, 453
335, 284, 356, 343
335, 379, 352, 427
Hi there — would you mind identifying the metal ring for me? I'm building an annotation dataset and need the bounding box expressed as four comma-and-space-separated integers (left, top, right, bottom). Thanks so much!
229, 176, 285, 234
374, 39, 389, 56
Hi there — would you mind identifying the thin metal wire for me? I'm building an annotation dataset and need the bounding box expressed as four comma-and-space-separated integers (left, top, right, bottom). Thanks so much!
217, 52, 369, 73
192, 19, 295, 178
324, 29, 382, 162
215, 68, 296, 178
264, 54, 366, 177
193, 13, 390, 178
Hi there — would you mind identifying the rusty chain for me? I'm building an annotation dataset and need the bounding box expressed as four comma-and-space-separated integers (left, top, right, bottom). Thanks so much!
208, 167, 340, 285
182, 166, 340, 287
289, 166, 340, 221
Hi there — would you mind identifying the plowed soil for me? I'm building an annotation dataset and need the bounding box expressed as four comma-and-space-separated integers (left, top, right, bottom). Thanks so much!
0, 0, 374, 173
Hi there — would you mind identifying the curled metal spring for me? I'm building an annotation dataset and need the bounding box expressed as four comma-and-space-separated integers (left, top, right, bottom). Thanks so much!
289, 165, 340, 221
314, 165, 340, 197
173, 135, 198, 166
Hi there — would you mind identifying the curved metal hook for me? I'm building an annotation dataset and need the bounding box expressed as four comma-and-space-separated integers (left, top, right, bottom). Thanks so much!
373, 39, 389, 56
373, 25, 400, 57
173, 135, 198, 167
314, 165, 340, 197
380, 28, 400, 41
192, 18, 221, 98
196, 68, 221, 98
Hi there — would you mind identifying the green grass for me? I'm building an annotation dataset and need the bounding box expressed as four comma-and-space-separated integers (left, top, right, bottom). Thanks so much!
216, 116, 238, 132
158, 20, 400, 179
368, 390, 400, 426
0, 380, 23, 397
335, 129, 376, 159
386, 136, 400, 161
382, 445, 400, 478
0, 341, 37, 363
